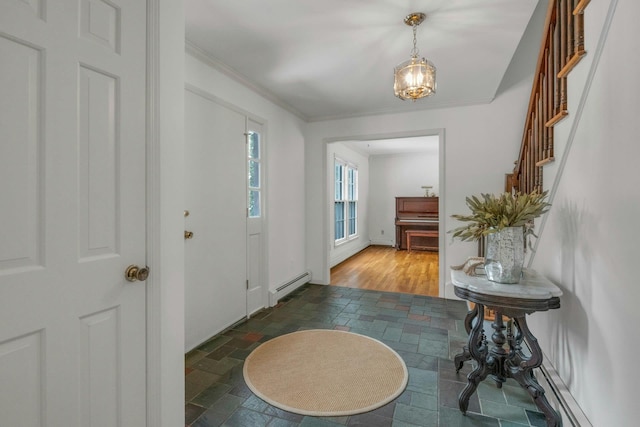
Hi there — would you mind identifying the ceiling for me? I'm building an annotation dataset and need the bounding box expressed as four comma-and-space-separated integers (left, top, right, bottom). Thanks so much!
185, 0, 540, 122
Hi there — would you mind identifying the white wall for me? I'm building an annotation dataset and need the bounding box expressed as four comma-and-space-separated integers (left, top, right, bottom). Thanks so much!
328, 143, 370, 267
528, 1, 640, 425
184, 52, 308, 304
368, 152, 439, 246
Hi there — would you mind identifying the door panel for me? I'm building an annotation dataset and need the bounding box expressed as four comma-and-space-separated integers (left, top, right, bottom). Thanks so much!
0, 1, 147, 425
0, 331, 43, 426
0, 33, 43, 272
78, 65, 119, 259
79, 308, 120, 426
185, 89, 247, 351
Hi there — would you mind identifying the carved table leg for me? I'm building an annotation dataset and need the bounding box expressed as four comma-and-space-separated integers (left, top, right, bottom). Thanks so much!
458, 304, 491, 415
489, 311, 508, 388
454, 304, 478, 372
508, 316, 563, 427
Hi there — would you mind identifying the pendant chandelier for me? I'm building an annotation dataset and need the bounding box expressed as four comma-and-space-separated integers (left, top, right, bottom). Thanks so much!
393, 12, 436, 101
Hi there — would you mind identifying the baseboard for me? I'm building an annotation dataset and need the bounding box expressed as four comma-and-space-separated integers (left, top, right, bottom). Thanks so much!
516, 339, 592, 426
269, 270, 312, 307
369, 239, 395, 247
538, 356, 592, 427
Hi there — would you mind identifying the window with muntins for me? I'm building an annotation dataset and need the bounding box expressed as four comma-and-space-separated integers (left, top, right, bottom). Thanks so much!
334, 158, 357, 243
247, 131, 261, 218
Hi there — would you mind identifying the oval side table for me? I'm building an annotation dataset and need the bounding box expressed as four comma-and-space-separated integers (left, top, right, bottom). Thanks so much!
451, 268, 563, 427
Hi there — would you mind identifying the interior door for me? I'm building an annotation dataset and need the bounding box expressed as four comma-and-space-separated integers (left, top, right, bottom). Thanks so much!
0, 1, 147, 426
246, 119, 265, 315
184, 88, 247, 351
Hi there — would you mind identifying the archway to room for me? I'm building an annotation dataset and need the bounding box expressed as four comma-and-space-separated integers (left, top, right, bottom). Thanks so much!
323, 130, 445, 298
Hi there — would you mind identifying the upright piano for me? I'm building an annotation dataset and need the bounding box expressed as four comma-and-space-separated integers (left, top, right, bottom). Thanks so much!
395, 196, 439, 251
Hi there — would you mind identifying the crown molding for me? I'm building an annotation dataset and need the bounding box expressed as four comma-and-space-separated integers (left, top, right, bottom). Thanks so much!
185, 40, 308, 122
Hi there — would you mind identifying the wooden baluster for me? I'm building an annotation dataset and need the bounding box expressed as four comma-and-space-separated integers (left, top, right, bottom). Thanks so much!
560, 0, 567, 67
519, 170, 523, 194
541, 52, 548, 160
523, 142, 527, 194
548, 127, 555, 160
546, 40, 554, 159
538, 166, 543, 193
524, 137, 528, 194
520, 161, 524, 194
553, 7, 561, 118
574, 0, 585, 57
533, 94, 544, 190
525, 140, 533, 193
524, 160, 528, 194
537, 88, 543, 187
530, 135, 535, 193
524, 149, 528, 194
528, 138, 533, 193
532, 110, 536, 192
538, 89, 544, 192
566, 0, 574, 62
559, 0, 568, 113
538, 75, 544, 149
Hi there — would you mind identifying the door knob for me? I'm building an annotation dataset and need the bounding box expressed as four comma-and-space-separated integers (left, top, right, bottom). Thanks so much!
125, 265, 150, 282
184, 230, 194, 239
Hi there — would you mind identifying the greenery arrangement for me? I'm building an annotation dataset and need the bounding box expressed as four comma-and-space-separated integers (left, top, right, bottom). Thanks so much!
449, 191, 551, 242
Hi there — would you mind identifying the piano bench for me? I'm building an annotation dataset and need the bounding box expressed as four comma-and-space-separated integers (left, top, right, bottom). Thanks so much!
406, 230, 439, 253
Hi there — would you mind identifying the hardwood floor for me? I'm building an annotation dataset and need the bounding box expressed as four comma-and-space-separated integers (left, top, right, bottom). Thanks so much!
330, 245, 439, 297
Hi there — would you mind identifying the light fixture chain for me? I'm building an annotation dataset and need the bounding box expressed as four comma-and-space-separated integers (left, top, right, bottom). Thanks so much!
411, 24, 419, 57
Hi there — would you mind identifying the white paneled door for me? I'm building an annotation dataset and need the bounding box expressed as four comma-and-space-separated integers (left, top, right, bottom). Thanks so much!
0, 1, 147, 426
184, 89, 248, 351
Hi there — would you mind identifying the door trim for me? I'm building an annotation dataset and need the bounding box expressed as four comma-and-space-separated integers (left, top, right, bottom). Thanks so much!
146, 1, 186, 426
146, 0, 161, 424
322, 128, 447, 296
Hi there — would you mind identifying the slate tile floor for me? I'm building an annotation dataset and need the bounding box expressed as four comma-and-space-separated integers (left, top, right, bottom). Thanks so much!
185, 284, 549, 427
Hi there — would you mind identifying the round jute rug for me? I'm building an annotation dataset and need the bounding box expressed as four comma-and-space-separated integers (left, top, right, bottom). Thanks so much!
242, 329, 408, 416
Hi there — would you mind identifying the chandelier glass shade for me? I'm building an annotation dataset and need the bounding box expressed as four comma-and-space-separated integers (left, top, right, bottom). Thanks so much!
394, 13, 436, 101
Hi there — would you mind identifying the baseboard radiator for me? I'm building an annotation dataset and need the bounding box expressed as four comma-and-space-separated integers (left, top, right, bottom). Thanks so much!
538, 360, 592, 427
269, 270, 312, 307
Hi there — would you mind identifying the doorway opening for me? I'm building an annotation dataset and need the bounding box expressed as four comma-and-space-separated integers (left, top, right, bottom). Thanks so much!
324, 131, 445, 297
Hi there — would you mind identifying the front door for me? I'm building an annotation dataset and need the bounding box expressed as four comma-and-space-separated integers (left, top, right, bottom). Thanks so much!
184, 88, 247, 351
0, 1, 148, 425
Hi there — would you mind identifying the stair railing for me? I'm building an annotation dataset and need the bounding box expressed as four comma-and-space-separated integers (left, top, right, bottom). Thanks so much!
506, 0, 590, 194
